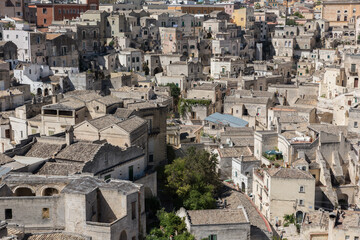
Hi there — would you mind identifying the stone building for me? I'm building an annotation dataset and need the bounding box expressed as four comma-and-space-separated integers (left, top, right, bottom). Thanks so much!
322, 0, 360, 27
45, 33, 79, 68
127, 102, 167, 167
0, 174, 145, 240
252, 167, 315, 226
177, 207, 251, 240
73, 114, 148, 153
0, 41, 17, 69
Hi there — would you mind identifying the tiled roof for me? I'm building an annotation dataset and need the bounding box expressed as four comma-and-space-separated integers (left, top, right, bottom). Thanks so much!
225, 96, 269, 104
187, 209, 248, 225
56, 142, 102, 163
265, 168, 314, 179
113, 108, 135, 119
221, 190, 272, 235
87, 115, 122, 130
218, 146, 253, 158
25, 142, 64, 159
115, 116, 147, 133
308, 124, 348, 135
37, 162, 83, 176
193, 83, 219, 90
94, 95, 122, 106
127, 102, 158, 110
26, 232, 87, 240
0, 153, 14, 165
235, 90, 274, 98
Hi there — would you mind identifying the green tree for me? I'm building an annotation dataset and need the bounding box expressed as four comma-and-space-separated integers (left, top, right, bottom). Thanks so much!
283, 214, 296, 227
164, 147, 220, 210
166, 83, 181, 111
286, 19, 298, 26
167, 83, 181, 99
146, 209, 195, 240
293, 11, 305, 18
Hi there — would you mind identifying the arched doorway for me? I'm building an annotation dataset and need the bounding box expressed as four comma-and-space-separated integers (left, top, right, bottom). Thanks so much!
296, 211, 304, 223
14, 187, 35, 196
241, 182, 246, 192
338, 194, 349, 209
120, 230, 127, 240
153, 67, 163, 75
37, 88, 42, 96
42, 187, 59, 196
44, 88, 49, 96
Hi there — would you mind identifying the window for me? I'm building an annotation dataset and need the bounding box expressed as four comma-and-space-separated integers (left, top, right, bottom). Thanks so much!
48, 128, 55, 136
299, 199, 304, 206
354, 122, 358, 128
42, 208, 49, 219
351, 64, 356, 73
61, 46, 67, 55
82, 31, 86, 39
299, 186, 305, 193
355, 237, 359, 240
209, 234, 217, 240
59, 9, 61, 14
93, 31, 97, 39
149, 154, 153, 162
131, 201, 136, 219
43, 8, 47, 14
136, 57, 139, 62
345, 236, 350, 240
337, 15, 341, 21
5, 209, 12, 219
104, 174, 111, 181
235, 171, 237, 177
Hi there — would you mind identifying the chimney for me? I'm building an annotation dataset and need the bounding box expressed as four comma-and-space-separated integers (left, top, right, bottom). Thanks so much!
65, 126, 74, 146
276, 117, 281, 134
52, 95, 58, 104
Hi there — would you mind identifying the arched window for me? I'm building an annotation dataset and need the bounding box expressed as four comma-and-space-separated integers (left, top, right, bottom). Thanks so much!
14, 187, 35, 196
120, 231, 127, 240
42, 187, 59, 196
82, 30, 86, 39
93, 31, 97, 39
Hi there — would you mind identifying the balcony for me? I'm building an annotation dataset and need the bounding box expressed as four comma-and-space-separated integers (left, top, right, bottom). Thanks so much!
349, 70, 358, 76
254, 169, 264, 180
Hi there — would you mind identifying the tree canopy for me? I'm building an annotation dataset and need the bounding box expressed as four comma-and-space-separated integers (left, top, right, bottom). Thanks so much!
146, 209, 194, 240
164, 147, 220, 210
